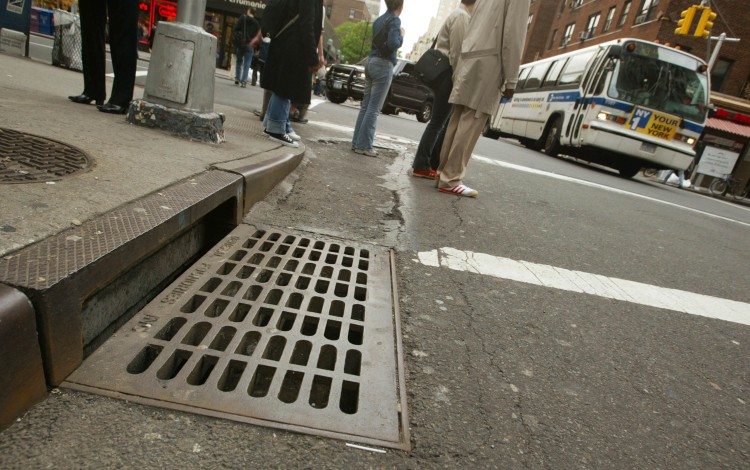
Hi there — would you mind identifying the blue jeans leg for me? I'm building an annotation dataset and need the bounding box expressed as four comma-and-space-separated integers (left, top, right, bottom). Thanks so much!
241, 50, 253, 84
235, 47, 253, 83
352, 57, 393, 151
264, 93, 290, 135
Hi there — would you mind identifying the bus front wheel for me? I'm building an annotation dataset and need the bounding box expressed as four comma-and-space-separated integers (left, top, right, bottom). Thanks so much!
618, 164, 641, 178
541, 117, 562, 157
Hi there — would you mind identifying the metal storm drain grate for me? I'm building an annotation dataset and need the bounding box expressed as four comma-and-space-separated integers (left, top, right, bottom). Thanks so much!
0, 128, 93, 183
65, 225, 409, 449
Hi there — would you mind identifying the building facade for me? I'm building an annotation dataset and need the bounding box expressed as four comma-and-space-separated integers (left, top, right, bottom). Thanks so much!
325, 0, 371, 30
526, 0, 749, 99
524, 0, 750, 190
407, 0, 459, 61
362, 0, 381, 18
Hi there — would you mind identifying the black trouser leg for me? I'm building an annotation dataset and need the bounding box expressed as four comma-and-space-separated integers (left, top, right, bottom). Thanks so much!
413, 72, 453, 171
105, 0, 139, 106
78, 0, 106, 101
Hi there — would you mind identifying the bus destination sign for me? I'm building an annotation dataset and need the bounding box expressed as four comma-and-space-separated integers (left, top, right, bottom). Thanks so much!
627, 107, 681, 140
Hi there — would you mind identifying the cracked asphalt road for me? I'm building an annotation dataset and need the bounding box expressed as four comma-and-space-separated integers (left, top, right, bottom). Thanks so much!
1, 119, 748, 469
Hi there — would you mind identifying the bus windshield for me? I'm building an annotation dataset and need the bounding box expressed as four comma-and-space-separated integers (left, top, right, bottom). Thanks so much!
607, 46, 708, 123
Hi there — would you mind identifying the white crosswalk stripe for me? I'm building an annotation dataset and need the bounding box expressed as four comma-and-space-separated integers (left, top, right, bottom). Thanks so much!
417, 247, 750, 326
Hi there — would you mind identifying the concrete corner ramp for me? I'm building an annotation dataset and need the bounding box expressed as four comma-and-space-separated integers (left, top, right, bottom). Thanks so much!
0, 284, 47, 430
64, 225, 410, 450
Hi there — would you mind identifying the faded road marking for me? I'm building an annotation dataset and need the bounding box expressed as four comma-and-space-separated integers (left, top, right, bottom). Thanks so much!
417, 247, 750, 326
472, 155, 750, 228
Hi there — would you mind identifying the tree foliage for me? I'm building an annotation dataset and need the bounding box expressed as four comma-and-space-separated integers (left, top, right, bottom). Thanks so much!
335, 21, 373, 64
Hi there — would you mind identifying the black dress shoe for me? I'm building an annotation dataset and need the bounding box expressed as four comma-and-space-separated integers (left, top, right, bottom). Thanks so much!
96, 102, 128, 114
68, 94, 104, 106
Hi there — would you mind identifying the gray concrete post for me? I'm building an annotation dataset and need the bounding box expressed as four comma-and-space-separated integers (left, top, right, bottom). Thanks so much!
177, 0, 207, 27
128, 0, 225, 143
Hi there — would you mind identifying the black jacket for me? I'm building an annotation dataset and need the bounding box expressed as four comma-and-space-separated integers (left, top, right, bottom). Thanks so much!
260, 0, 323, 104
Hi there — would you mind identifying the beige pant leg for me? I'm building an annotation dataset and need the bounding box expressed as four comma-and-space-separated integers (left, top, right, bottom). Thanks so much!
436, 105, 488, 189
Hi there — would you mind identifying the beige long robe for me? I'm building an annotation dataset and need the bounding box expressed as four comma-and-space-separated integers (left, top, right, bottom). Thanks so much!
449, 0, 530, 117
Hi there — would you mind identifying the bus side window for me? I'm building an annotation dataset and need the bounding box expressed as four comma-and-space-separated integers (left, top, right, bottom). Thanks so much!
516, 67, 531, 91
581, 49, 606, 91
542, 59, 567, 88
524, 63, 550, 90
558, 51, 595, 87
593, 57, 616, 95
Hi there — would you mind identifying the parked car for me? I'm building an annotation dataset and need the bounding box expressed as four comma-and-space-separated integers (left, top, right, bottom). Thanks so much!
325, 59, 435, 123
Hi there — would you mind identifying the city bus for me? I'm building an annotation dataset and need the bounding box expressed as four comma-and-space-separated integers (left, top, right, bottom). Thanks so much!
484, 39, 709, 178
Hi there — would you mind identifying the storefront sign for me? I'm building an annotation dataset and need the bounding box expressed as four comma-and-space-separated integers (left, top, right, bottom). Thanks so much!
159, 3, 177, 18
714, 108, 750, 125
697, 145, 741, 178
208, 0, 267, 15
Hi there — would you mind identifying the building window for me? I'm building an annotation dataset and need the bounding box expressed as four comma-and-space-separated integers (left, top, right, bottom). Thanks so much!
634, 0, 660, 24
618, 1, 632, 27
711, 58, 734, 92
549, 29, 558, 50
528, 14, 534, 26
583, 13, 600, 39
560, 0, 568, 15
741, 77, 750, 101
561, 23, 575, 46
603, 7, 616, 31
572, 0, 584, 8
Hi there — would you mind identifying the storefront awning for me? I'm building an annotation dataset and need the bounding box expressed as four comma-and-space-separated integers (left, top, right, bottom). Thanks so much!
704, 117, 750, 139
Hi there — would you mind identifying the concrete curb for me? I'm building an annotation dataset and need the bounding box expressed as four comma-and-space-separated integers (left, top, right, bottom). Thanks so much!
0, 284, 47, 431
0, 146, 306, 388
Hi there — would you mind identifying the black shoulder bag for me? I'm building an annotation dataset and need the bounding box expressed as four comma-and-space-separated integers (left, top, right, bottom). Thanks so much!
414, 37, 451, 88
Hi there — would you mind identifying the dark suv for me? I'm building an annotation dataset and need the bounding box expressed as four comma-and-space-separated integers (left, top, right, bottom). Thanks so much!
325, 59, 434, 123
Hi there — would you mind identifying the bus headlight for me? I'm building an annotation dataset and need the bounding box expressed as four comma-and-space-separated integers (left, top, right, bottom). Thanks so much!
597, 112, 627, 124
674, 134, 697, 146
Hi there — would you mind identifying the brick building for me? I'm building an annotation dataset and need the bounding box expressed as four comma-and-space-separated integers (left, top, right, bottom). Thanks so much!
522, 0, 750, 191
325, 0, 372, 29
525, 0, 749, 99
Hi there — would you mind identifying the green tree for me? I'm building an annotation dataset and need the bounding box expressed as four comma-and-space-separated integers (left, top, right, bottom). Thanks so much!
335, 21, 373, 64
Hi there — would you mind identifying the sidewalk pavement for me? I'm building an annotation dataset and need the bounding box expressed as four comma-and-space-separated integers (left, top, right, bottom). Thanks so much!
0, 53, 305, 428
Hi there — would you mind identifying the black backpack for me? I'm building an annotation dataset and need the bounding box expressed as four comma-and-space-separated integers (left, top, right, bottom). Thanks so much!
232, 15, 260, 49
372, 17, 395, 58
232, 15, 247, 48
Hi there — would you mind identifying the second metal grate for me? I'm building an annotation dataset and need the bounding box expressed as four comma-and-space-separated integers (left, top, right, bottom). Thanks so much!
65, 225, 406, 448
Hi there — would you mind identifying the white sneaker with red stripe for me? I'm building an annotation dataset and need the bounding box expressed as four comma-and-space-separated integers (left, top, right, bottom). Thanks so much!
438, 184, 478, 197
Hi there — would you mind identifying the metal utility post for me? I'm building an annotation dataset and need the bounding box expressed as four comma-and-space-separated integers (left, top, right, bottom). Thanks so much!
129, 0, 225, 143
708, 33, 740, 72
177, 0, 207, 26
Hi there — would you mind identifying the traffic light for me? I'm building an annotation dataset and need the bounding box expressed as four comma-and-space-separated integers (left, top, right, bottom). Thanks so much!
675, 6, 697, 35
694, 7, 717, 38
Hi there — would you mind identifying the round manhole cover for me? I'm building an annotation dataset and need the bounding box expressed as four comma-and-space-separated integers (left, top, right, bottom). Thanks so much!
0, 127, 93, 184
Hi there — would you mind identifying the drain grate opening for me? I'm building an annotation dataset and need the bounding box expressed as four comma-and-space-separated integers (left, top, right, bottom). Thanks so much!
127, 345, 163, 374
219, 360, 247, 392
66, 226, 408, 448
157, 350, 192, 380
188, 355, 219, 386
249, 364, 276, 397
340, 381, 359, 415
